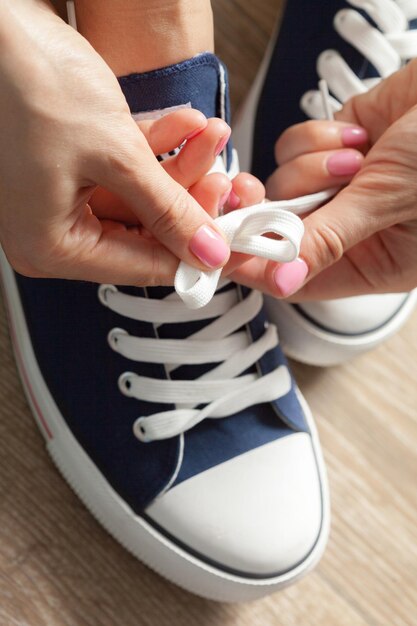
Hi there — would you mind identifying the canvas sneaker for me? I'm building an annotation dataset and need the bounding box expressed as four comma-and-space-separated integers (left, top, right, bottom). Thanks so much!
0, 49, 329, 601
234, 0, 417, 366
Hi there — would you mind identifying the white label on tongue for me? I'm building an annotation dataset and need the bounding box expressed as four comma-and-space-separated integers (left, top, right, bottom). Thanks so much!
132, 102, 191, 122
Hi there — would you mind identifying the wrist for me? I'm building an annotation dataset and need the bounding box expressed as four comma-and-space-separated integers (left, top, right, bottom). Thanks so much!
75, 0, 214, 75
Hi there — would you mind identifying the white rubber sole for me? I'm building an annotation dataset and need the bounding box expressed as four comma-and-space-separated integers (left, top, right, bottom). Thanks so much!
0, 253, 330, 602
265, 295, 417, 367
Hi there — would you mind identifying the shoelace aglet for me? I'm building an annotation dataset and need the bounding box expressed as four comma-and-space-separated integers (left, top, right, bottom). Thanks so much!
319, 79, 334, 121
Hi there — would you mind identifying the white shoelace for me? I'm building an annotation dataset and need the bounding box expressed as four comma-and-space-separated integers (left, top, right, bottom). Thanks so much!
99, 282, 287, 442
301, 0, 417, 118
99, 186, 334, 443
175, 188, 334, 309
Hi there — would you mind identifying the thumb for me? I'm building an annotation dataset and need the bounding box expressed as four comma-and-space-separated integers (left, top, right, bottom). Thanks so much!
301, 183, 378, 280
93, 126, 231, 272
274, 168, 404, 299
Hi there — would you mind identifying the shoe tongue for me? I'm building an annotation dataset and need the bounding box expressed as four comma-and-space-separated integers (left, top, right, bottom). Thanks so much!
118, 52, 230, 122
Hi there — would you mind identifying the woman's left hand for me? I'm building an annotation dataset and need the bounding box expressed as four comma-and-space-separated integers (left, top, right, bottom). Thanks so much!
230, 60, 417, 301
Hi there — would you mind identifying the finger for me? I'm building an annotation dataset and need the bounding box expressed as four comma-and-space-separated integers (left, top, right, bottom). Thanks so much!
289, 223, 417, 300
91, 159, 232, 226
91, 117, 230, 223
162, 118, 231, 188
230, 159, 409, 298
284, 252, 390, 301
226, 253, 358, 302
228, 255, 282, 297
187, 172, 266, 275
229, 226, 417, 302
266, 149, 364, 200
222, 173, 266, 275
275, 120, 369, 165
224, 173, 265, 212
137, 109, 208, 155
188, 173, 232, 219
226, 251, 387, 302
91, 126, 231, 270
269, 163, 413, 298
229, 249, 386, 302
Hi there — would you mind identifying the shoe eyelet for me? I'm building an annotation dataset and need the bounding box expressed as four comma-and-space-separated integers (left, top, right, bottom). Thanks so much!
303, 93, 315, 107
133, 418, 149, 443
334, 9, 348, 26
118, 372, 134, 396
320, 50, 336, 64
98, 284, 118, 306
108, 327, 128, 350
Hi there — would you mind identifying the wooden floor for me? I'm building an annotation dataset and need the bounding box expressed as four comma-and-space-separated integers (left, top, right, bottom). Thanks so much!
1, 1, 417, 624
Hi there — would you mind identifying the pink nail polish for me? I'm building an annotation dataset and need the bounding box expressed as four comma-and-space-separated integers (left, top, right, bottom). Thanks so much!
327, 150, 362, 177
341, 126, 368, 147
214, 132, 231, 157
190, 225, 230, 268
274, 258, 308, 297
228, 189, 240, 210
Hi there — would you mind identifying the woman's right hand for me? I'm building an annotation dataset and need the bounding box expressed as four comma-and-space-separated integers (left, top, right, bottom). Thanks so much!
0, 1, 232, 285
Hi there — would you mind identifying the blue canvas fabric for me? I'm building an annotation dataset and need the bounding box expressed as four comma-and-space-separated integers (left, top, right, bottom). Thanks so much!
251, 0, 417, 183
15, 276, 180, 508
119, 53, 233, 169
15, 53, 309, 513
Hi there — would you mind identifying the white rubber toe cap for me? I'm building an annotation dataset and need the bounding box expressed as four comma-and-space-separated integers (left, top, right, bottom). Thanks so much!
145, 433, 323, 577
299, 293, 409, 335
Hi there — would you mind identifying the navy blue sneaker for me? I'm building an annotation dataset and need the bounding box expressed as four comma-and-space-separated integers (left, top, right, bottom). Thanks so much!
1, 53, 329, 601
234, 0, 417, 366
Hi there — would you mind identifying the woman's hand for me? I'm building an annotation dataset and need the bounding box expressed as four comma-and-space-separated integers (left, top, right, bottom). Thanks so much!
231, 59, 417, 301
0, 1, 232, 285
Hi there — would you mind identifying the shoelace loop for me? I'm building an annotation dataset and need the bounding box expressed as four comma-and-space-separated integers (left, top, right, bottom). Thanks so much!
175, 189, 335, 309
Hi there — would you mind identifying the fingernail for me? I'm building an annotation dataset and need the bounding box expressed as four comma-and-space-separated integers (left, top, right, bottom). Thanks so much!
228, 189, 240, 210
190, 225, 230, 268
327, 150, 362, 177
218, 189, 231, 211
341, 126, 368, 147
274, 258, 308, 297
214, 131, 231, 157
